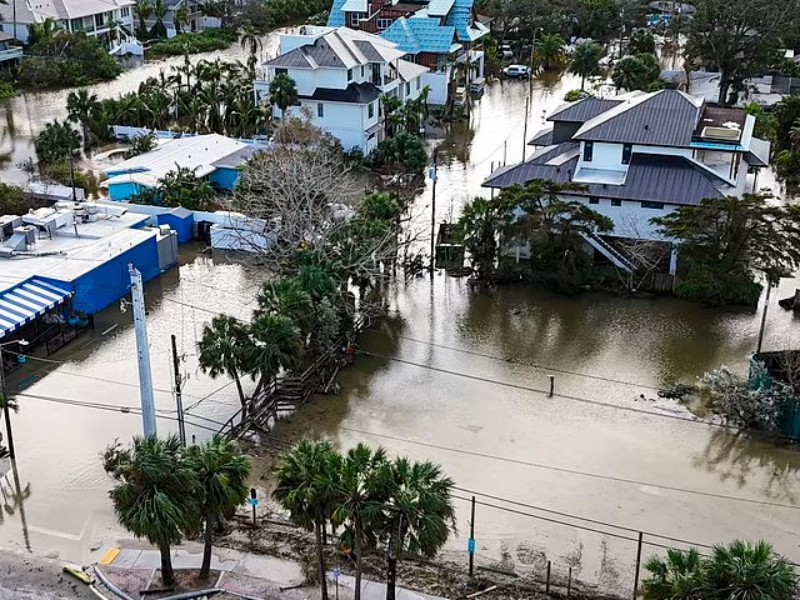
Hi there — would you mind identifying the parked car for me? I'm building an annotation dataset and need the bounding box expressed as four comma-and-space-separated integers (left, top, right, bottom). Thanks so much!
503, 64, 530, 78
500, 44, 513, 59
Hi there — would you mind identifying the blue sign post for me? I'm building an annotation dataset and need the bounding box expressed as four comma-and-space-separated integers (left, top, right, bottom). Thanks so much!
468, 539, 476, 554
249, 488, 258, 526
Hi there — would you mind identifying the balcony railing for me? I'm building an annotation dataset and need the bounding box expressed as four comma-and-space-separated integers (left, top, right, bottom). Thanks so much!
0, 48, 23, 62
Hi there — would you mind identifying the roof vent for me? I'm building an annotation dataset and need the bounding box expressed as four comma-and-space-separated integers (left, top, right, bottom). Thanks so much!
644, 124, 649, 130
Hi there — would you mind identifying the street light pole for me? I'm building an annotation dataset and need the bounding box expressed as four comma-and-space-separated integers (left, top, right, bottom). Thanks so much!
0, 340, 29, 460
429, 150, 438, 276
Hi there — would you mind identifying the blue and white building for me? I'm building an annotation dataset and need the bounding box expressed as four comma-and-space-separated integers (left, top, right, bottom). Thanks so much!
0, 203, 177, 345
103, 134, 262, 201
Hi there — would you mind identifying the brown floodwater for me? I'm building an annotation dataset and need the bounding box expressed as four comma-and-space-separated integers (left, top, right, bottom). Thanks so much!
0, 46, 799, 596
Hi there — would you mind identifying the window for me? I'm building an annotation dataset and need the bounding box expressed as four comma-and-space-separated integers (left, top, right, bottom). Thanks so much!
377, 17, 392, 29
588, 196, 599, 205
71, 17, 84, 31
622, 143, 632, 165
120, 6, 130, 17
405, 82, 410, 95
583, 141, 593, 162
349, 12, 361, 26
347, 68, 353, 81
611, 199, 622, 207
641, 201, 665, 210
317, 103, 324, 118
95, 12, 105, 27
360, 65, 365, 77
275, 68, 288, 76
368, 102, 375, 119
416, 77, 421, 90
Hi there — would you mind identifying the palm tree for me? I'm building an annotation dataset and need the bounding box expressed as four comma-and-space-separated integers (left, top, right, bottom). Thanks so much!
642, 548, 704, 599
535, 33, 566, 71
628, 28, 656, 55
187, 436, 252, 581
418, 85, 431, 120
174, 5, 189, 34
66, 89, 100, 153
611, 55, 646, 92
381, 458, 456, 600
269, 73, 298, 119
333, 444, 389, 600
198, 314, 250, 416
273, 440, 342, 600
240, 26, 262, 60
569, 41, 604, 91
134, 0, 152, 38
28, 17, 58, 48
149, 0, 169, 38
789, 119, 800, 150
243, 314, 303, 396
703, 540, 796, 599
102, 436, 198, 588
296, 265, 336, 302
255, 278, 313, 337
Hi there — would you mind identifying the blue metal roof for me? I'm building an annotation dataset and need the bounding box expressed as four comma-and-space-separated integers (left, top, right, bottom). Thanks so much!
0, 278, 71, 339
327, 0, 346, 27
381, 17, 456, 55
427, 0, 455, 16
445, 0, 487, 42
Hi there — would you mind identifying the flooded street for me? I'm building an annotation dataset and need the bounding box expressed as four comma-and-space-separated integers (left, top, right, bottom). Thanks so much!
0, 43, 800, 596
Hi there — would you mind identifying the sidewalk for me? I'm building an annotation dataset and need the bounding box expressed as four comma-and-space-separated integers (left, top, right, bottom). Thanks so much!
95, 542, 448, 600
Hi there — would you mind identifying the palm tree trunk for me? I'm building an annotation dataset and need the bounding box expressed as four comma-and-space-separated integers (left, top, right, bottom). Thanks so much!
385, 554, 397, 600
199, 509, 214, 581
232, 369, 247, 413
82, 122, 91, 154
158, 542, 175, 587
354, 523, 363, 600
314, 520, 329, 600
580, 75, 586, 91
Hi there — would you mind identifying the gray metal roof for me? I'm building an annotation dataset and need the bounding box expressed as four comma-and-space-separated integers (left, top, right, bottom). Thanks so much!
483, 146, 726, 206
548, 98, 624, 123
266, 28, 404, 70
573, 90, 703, 147
528, 127, 553, 146
211, 145, 265, 169
745, 137, 771, 168
300, 82, 381, 104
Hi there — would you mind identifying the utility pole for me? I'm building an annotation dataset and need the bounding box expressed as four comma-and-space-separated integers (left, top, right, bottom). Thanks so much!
756, 283, 772, 355
0, 340, 28, 460
522, 96, 530, 161
69, 153, 78, 203
129, 264, 157, 438
468, 495, 476, 577
429, 150, 438, 276
170, 334, 186, 446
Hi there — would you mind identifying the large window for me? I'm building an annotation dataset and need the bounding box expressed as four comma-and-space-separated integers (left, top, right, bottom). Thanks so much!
120, 7, 130, 17
368, 102, 374, 119
611, 199, 622, 207
416, 77, 421, 90
95, 12, 106, 27
622, 143, 632, 165
377, 17, 392, 29
641, 201, 664, 210
349, 12, 361, 26
275, 68, 288, 76
583, 141, 593, 162
71, 17, 84, 31
317, 103, 324, 118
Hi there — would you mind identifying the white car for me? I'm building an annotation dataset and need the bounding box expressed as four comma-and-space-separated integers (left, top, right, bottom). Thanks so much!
503, 65, 530, 79
500, 44, 513, 59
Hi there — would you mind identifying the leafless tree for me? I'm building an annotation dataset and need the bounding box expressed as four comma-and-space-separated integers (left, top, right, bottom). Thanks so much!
613, 214, 672, 292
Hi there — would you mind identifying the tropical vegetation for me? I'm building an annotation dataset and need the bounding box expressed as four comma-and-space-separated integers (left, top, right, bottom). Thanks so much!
0, 183, 28, 215
643, 540, 797, 599
611, 53, 663, 92
34, 120, 80, 165
569, 41, 604, 90
147, 28, 240, 58
102, 435, 253, 587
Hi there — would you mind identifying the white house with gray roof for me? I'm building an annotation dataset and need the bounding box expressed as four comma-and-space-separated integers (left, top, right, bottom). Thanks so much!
484, 90, 771, 273
254, 26, 428, 154
0, 0, 135, 45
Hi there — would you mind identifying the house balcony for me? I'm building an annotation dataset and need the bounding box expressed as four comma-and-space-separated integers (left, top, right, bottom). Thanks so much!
0, 48, 23, 62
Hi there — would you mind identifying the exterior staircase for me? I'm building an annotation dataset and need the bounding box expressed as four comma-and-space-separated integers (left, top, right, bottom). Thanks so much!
580, 231, 635, 273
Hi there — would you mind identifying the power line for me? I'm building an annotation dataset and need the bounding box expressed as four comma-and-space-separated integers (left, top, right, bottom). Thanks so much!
338, 426, 800, 511
359, 350, 740, 431
392, 334, 663, 391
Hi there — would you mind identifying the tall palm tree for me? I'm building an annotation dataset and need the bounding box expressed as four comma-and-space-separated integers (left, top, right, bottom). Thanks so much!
535, 33, 567, 71
173, 5, 189, 34
102, 436, 198, 588
273, 440, 342, 600
187, 436, 252, 581
628, 27, 656, 55
333, 444, 389, 600
569, 41, 604, 91
418, 85, 431, 120
134, 0, 152, 38
381, 458, 456, 600
243, 314, 302, 396
642, 548, 704, 599
703, 540, 796, 599
66, 89, 100, 153
149, 0, 169, 38
269, 73, 298, 119
611, 55, 646, 92
240, 26, 262, 60
198, 314, 250, 416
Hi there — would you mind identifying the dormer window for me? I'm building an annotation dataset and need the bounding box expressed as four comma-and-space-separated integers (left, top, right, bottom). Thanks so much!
583, 141, 593, 162
347, 68, 353, 81
622, 143, 632, 165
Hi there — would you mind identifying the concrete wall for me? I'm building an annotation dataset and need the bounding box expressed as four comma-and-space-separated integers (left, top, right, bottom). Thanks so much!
422, 70, 449, 105
158, 212, 194, 243
562, 193, 674, 240
108, 182, 145, 201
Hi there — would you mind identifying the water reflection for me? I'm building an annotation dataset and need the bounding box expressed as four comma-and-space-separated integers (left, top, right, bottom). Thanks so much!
0, 458, 31, 552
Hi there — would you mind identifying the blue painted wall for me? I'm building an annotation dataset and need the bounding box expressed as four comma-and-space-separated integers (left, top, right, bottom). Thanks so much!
159, 211, 194, 244
108, 182, 145, 201
51, 235, 162, 315
209, 167, 239, 190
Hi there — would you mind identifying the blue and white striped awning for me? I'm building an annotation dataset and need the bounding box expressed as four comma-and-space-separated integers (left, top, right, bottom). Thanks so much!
0, 279, 72, 338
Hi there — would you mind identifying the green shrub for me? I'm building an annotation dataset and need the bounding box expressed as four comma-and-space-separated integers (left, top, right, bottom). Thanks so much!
42, 160, 100, 198
0, 183, 29, 215
147, 28, 239, 58
17, 33, 122, 89
35, 120, 80, 165
367, 133, 428, 172
675, 267, 763, 306
0, 81, 15, 98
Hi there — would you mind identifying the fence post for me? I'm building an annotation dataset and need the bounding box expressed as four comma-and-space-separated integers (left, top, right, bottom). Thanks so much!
545, 560, 551, 595
567, 566, 572, 598
548, 375, 555, 397
632, 531, 643, 600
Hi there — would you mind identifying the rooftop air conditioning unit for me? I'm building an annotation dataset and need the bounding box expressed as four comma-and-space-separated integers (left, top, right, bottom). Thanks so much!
701, 126, 740, 141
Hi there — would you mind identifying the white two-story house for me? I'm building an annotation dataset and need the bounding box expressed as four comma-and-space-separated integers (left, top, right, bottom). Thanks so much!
0, 0, 135, 46
483, 90, 771, 274
254, 26, 428, 154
